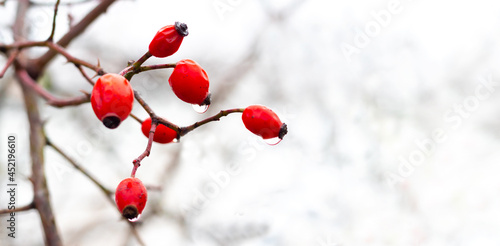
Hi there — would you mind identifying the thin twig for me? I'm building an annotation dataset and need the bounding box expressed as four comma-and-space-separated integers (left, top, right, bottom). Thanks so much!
29, 0, 96, 5
0, 40, 104, 74
30, 0, 117, 78
0, 49, 18, 78
0, 201, 35, 214
45, 137, 113, 202
47, 0, 61, 42
130, 113, 143, 124
120, 51, 152, 78
179, 108, 245, 136
16, 68, 90, 107
127, 222, 146, 246
46, 42, 104, 74
133, 90, 159, 120
156, 116, 181, 135
132, 121, 157, 177
75, 64, 95, 85
120, 62, 175, 78
1, 40, 47, 50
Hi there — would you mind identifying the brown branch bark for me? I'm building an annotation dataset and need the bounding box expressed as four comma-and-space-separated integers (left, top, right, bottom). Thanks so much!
13, 1, 62, 245
0, 201, 35, 214
18, 70, 63, 246
16, 68, 91, 108
28, 0, 117, 78
178, 108, 245, 136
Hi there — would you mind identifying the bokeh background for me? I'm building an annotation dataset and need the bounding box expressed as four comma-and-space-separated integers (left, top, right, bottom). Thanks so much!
2, 0, 500, 245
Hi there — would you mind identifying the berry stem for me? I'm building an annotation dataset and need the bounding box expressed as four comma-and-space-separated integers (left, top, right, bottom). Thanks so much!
129, 113, 143, 124
133, 90, 156, 117
132, 120, 157, 177
139, 63, 176, 72
120, 51, 152, 79
179, 108, 245, 136
120, 62, 175, 79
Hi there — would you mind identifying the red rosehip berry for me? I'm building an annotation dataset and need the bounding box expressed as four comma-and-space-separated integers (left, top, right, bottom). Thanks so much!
168, 59, 211, 106
242, 105, 288, 140
91, 73, 134, 129
115, 177, 147, 221
141, 117, 177, 144
149, 22, 189, 58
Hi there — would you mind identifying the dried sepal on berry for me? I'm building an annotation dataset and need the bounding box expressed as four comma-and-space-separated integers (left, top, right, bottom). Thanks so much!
242, 105, 287, 141
115, 177, 148, 221
149, 22, 188, 58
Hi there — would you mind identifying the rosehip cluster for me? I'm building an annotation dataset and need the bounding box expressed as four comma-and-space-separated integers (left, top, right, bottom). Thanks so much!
96, 22, 288, 222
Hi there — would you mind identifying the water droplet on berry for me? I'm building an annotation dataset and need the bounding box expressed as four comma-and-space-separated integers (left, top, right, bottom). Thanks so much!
128, 214, 141, 222
172, 138, 179, 143
263, 137, 282, 145
192, 104, 209, 114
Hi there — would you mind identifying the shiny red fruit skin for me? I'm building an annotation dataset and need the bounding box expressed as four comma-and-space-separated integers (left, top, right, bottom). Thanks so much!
149, 22, 188, 58
91, 73, 134, 129
169, 59, 210, 105
115, 177, 147, 219
141, 118, 177, 144
242, 105, 283, 139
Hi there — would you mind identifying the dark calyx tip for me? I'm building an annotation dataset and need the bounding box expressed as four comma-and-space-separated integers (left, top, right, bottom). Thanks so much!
174, 22, 189, 36
122, 205, 139, 220
201, 93, 211, 106
279, 123, 288, 139
103, 116, 121, 129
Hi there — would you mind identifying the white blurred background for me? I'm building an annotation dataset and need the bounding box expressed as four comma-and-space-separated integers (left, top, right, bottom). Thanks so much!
2, 0, 500, 245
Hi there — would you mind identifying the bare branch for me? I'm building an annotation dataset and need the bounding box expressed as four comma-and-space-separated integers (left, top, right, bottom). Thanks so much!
74, 64, 96, 85
1, 40, 104, 74
45, 137, 113, 202
119, 51, 175, 78
130, 113, 143, 124
30, 0, 117, 78
0, 49, 18, 78
1, 40, 47, 50
132, 120, 157, 177
0, 201, 35, 214
18, 67, 63, 246
46, 41, 104, 74
16, 68, 90, 108
30, 0, 96, 5
179, 108, 245, 136
120, 51, 152, 77
13, 1, 62, 242
127, 222, 146, 246
47, 0, 62, 42
133, 90, 157, 117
